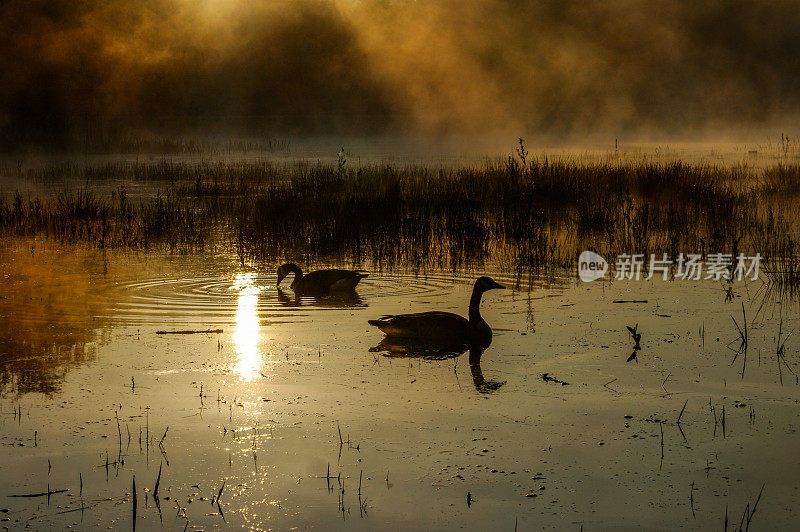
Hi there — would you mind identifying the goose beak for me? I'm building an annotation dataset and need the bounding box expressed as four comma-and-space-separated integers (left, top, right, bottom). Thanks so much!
277, 271, 287, 286
491, 280, 505, 290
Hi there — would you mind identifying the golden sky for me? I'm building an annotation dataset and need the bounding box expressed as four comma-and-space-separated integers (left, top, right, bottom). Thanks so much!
2, 0, 799, 146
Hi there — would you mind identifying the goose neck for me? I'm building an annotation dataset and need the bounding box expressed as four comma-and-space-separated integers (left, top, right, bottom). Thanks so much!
468, 285, 484, 324
290, 264, 303, 280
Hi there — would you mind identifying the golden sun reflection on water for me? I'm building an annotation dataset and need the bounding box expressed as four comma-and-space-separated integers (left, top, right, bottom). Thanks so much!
232, 273, 264, 381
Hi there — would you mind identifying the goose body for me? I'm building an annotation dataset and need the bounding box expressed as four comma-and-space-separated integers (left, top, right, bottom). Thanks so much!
277, 263, 368, 293
369, 276, 504, 346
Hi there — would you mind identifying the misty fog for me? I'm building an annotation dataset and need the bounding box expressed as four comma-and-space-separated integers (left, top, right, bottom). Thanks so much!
2, 0, 799, 149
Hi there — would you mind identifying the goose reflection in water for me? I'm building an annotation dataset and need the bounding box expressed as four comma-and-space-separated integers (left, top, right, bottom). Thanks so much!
276, 287, 365, 308
369, 338, 505, 393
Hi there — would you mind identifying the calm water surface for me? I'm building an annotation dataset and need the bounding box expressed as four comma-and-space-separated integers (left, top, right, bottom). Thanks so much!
0, 240, 798, 530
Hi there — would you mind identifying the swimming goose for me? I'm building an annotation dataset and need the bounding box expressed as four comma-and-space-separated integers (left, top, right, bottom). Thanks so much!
276, 263, 368, 293
368, 276, 505, 346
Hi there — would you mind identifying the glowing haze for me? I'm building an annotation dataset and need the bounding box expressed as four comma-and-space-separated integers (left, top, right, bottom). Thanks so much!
2, 0, 799, 148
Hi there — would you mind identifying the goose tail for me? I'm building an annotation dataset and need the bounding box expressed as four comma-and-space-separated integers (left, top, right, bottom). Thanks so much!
368, 315, 393, 327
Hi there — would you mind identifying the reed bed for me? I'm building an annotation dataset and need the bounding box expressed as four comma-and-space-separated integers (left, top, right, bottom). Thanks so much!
1, 155, 798, 283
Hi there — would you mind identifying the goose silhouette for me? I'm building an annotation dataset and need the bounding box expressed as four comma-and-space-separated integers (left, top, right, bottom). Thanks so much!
276, 263, 368, 293
368, 276, 504, 346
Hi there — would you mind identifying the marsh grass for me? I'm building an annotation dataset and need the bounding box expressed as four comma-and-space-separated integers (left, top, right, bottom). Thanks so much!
1, 156, 799, 285
0, 186, 209, 251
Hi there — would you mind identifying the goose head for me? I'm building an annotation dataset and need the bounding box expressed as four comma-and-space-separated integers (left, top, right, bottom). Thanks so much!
469, 276, 505, 329
475, 276, 505, 293
277, 263, 301, 286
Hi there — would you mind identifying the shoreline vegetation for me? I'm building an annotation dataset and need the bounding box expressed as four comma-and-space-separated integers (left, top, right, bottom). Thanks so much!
1, 148, 798, 289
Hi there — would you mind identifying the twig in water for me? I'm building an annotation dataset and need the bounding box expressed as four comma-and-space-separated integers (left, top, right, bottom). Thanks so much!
132, 475, 137, 531
603, 378, 619, 394
9, 488, 68, 498
722, 404, 726, 438
745, 484, 765, 531
710, 401, 718, 438
154, 462, 162, 499
159, 427, 169, 447
730, 303, 749, 378
214, 480, 225, 505
700, 321, 705, 350
677, 400, 688, 424
155, 329, 223, 335
626, 324, 642, 349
